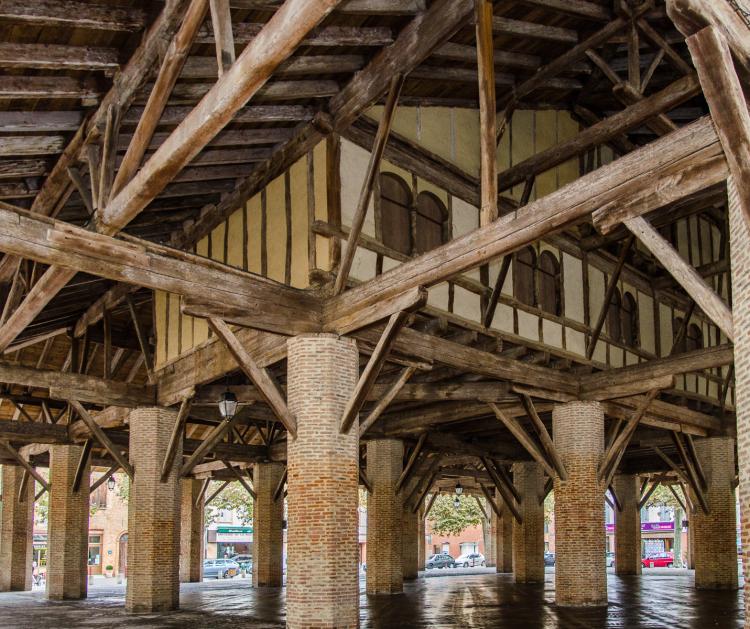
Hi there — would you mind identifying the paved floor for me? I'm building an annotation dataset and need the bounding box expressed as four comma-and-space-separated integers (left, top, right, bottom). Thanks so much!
0, 569, 742, 628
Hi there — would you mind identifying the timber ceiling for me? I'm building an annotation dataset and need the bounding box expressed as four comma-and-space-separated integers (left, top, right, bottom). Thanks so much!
0, 0, 735, 498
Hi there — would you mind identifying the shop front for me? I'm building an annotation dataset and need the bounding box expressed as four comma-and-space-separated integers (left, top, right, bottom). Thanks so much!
207, 526, 253, 559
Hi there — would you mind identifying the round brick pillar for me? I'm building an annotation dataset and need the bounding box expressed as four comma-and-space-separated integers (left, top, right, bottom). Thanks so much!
512, 461, 545, 583
692, 436, 738, 590
47, 445, 89, 600
613, 473, 641, 576
553, 401, 607, 607
253, 462, 285, 587
286, 334, 359, 629
0, 464, 34, 592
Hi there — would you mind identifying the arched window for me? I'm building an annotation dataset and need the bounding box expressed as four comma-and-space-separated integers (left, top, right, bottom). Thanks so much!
414, 191, 447, 253
538, 251, 561, 316
607, 287, 622, 342
686, 323, 703, 352
621, 291, 639, 347
514, 246, 537, 307
379, 173, 412, 255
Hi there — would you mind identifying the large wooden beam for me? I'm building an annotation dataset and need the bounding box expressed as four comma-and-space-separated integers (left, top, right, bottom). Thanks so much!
69, 400, 134, 479
488, 402, 556, 478
0, 420, 69, 445
330, 116, 720, 325
686, 26, 750, 233
624, 215, 733, 340
476, 0, 497, 226
209, 317, 297, 437
0, 1, 146, 30
519, 394, 567, 480
209, 0, 236, 75
359, 366, 416, 437
0, 441, 50, 489
0, 205, 319, 337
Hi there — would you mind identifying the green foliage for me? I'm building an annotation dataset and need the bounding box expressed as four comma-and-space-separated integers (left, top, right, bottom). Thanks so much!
205, 481, 254, 526
544, 490, 554, 525
114, 474, 129, 503
643, 484, 682, 510
427, 494, 483, 537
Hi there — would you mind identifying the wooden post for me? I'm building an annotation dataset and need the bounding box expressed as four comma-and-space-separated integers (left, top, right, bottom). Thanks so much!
476, 0, 497, 226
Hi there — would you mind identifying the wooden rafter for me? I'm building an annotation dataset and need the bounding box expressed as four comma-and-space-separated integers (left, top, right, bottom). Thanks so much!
71, 439, 92, 492
209, 317, 297, 437
519, 395, 567, 480
222, 460, 256, 499
359, 366, 416, 437
70, 400, 134, 479
476, 0, 497, 226
89, 465, 119, 495
209, 0, 235, 76
480, 456, 522, 524
395, 433, 427, 493
160, 392, 194, 482
671, 431, 709, 513
0, 440, 49, 490
488, 402, 555, 478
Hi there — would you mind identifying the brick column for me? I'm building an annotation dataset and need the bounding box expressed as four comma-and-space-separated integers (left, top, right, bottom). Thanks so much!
179, 479, 203, 583
553, 401, 607, 607
47, 445, 89, 600
512, 461, 544, 583
729, 176, 750, 617
496, 497, 513, 573
366, 439, 404, 593
253, 462, 285, 587
485, 510, 496, 568
402, 504, 419, 580
692, 436, 738, 589
417, 505, 425, 571
126, 406, 181, 613
286, 334, 359, 629
0, 465, 33, 591
613, 473, 641, 576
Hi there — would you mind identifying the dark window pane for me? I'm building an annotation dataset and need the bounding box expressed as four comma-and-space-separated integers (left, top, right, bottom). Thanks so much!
607, 288, 622, 342
621, 291, 639, 346
514, 247, 537, 307
380, 173, 412, 255
538, 251, 560, 316
415, 192, 447, 253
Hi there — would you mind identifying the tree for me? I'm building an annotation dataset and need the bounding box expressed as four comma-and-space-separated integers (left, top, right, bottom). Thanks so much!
205, 481, 254, 526
427, 494, 483, 537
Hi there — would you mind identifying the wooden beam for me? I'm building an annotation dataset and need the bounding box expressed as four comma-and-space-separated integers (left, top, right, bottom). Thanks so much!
684, 434, 708, 492
359, 366, 416, 437
599, 390, 658, 486
580, 374, 675, 401
333, 73, 403, 295
209, 0, 235, 75
125, 294, 155, 384
519, 394, 567, 480
687, 26, 750, 233
160, 393, 194, 482
0, 441, 50, 489
222, 460, 256, 499
624, 215, 733, 340
180, 412, 243, 477
518, 0, 611, 20
329, 116, 720, 325
69, 400, 134, 479
587, 235, 634, 360
111, 0, 209, 199
476, 0, 497, 226
205, 480, 231, 506
0, 420, 69, 444
359, 467, 373, 493
0, 1, 146, 31
395, 433, 427, 493
639, 481, 660, 510
482, 255, 511, 328
340, 311, 409, 434
671, 431, 709, 513
209, 317, 297, 437
273, 467, 287, 501
479, 483, 502, 519
488, 402, 556, 478
0, 43, 119, 71
71, 440, 92, 493
89, 465, 119, 495
481, 456, 522, 524
651, 446, 689, 485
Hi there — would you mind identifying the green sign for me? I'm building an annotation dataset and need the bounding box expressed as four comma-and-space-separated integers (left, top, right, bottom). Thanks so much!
217, 526, 253, 534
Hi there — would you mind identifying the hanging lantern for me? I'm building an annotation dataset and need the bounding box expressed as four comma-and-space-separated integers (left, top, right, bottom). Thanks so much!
107, 475, 116, 491
218, 390, 238, 420
455, 481, 463, 496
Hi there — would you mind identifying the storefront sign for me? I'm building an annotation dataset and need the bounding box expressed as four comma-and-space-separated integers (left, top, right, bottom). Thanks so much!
215, 526, 253, 543
605, 521, 674, 533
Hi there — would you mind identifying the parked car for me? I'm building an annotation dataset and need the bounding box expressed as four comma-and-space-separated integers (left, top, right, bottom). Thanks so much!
642, 552, 674, 568
454, 552, 486, 568
606, 552, 615, 567
426, 554, 456, 569
544, 552, 556, 566
231, 554, 253, 572
203, 558, 240, 579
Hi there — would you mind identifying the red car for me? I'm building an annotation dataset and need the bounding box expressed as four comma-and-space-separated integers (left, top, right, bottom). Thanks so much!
642, 552, 674, 568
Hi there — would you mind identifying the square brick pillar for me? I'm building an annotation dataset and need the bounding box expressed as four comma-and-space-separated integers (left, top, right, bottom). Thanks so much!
613, 474, 641, 576
402, 503, 419, 580
286, 334, 359, 629
47, 445, 89, 600
0, 465, 33, 591
485, 510, 496, 568
553, 401, 607, 607
512, 461, 544, 583
417, 505, 426, 571
692, 436, 738, 590
496, 497, 513, 573
253, 462, 285, 587
366, 439, 404, 593
179, 479, 204, 583
126, 406, 181, 613
728, 176, 749, 608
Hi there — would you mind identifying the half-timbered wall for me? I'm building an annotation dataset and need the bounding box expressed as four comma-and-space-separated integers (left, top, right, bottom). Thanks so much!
153, 106, 730, 408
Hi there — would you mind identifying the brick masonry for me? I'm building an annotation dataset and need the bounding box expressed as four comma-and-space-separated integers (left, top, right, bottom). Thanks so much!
402, 501, 419, 580
692, 436, 738, 590
179, 479, 204, 583
727, 177, 748, 618
253, 462, 285, 587
496, 494, 513, 573
512, 461, 544, 583
47, 445, 89, 600
486, 508, 496, 568
0, 464, 33, 591
553, 401, 607, 607
126, 406, 181, 613
418, 505, 426, 571
286, 334, 359, 629
613, 473, 641, 576
367, 439, 404, 594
